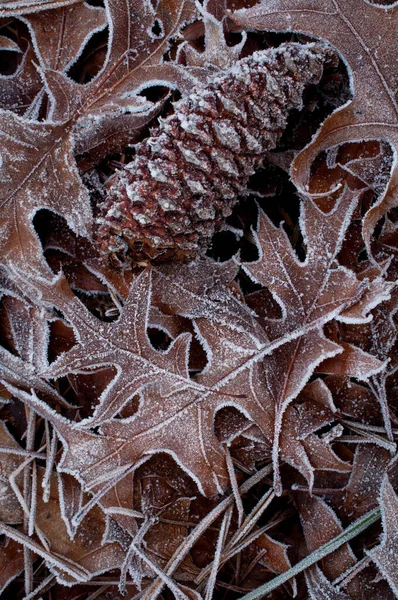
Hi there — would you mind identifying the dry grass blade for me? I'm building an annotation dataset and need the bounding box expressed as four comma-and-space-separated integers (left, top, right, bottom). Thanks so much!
204, 510, 231, 600
226, 447, 244, 527
142, 465, 273, 599
0, 523, 91, 582
23, 574, 56, 600
195, 488, 275, 585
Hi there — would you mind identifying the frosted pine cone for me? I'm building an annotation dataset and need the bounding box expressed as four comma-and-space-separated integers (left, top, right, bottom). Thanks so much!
97, 42, 333, 265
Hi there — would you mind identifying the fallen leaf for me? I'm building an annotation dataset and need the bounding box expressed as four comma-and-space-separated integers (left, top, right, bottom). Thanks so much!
22, 3, 107, 73
0, 113, 91, 275
305, 565, 351, 600
0, 421, 25, 524
367, 475, 398, 597
0, 0, 83, 17
0, 537, 24, 595
338, 445, 392, 521
295, 491, 356, 581
230, 0, 398, 255
7, 188, 388, 498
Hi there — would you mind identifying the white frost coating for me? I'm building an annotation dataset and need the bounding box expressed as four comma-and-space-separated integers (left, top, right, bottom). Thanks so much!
243, 130, 262, 152
148, 161, 169, 183
192, 320, 213, 376
21, 5, 107, 73
205, 512, 229, 600
146, 18, 165, 41
211, 150, 239, 176
186, 179, 206, 194
158, 198, 177, 211
57, 470, 81, 540
212, 121, 241, 151
217, 93, 242, 117
135, 213, 151, 225
145, 446, 211, 497
177, 142, 209, 170
337, 278, 396, 324
0, 522, 89, 583
272, 338, 343, 494
125, 184, 144, 203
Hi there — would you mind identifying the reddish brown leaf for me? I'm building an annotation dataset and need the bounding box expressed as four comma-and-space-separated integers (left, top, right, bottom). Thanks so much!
39, 269, 196, 425
295, 492, 356, 581
22, 4, 107, 73
0, 31, 42, 114
231, 0, 398, 253
367, 475, 398, 597
0, 421, 25, 524
0, 0, 83, 17
46, 0, 200, 162
0, 537, 24, 594
7, 188, 388, 499
338, 445, 392, 521
0, 114, 91, 275
305, 565, 351, 600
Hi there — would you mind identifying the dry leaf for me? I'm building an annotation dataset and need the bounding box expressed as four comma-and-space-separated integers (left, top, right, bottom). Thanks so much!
230, 0, 398, 255
367, 475, 398, 597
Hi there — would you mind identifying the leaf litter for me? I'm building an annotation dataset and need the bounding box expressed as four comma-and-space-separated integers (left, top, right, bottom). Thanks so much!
0, 0, 397, 598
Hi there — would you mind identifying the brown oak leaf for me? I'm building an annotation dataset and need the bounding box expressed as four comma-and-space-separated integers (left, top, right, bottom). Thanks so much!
0, 0, 83, 17
0, 538, 24, 595
367, 474, 398, 597
7, 187, 388, 501
21, 3, 107, 74
45, 0, 201, 164
305, 565, 351, 600
231, 0, 398, 255
0, 468, 125, 586
338, 445, 392, 521
39, 268, 197, 425
240, 186, 386, 490
0, 31, 42, 115
0, 421, 26, 525
295, 492, 357, 581
0, 113, 91, 275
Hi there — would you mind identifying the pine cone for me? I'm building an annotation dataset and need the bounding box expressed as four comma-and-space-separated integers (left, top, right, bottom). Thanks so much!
96, 42, 333, 265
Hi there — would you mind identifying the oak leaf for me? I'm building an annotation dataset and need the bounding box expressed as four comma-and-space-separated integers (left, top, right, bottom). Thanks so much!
0, 468, 126, 586
0, 421, 25, 524
0, 292, 69, 406
305, 565, 351, 600
0, 0, 202, 274
295, 492, 356, 581
0, 0, 83, 17
8, 188, 388, 500
339, 445, 392, 521
0, 345, 67, 407
34, 470, 126, 585
45, 0, 201, 163
40, 268, 197, 426
21, 3, 107, 74
0, 113, 91, 275
367, 474, 398, 597
0, 33, 42, 115
240, 187, 383, 490
0, 538, 24, 595
231, 0, 398, 254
